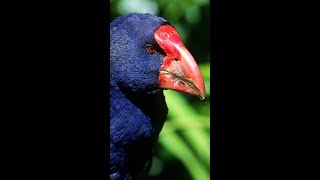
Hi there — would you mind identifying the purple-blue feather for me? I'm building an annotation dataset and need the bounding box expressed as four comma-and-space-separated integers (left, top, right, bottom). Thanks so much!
110, 13, 169, 179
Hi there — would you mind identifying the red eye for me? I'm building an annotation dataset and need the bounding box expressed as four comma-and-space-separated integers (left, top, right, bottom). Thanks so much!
146, 45, 156, 54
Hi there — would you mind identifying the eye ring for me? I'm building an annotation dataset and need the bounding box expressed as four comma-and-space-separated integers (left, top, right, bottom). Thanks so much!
146, 45, 156, 54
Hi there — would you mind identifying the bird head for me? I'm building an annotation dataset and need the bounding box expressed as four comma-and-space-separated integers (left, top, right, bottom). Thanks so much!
110, 13, 205, 99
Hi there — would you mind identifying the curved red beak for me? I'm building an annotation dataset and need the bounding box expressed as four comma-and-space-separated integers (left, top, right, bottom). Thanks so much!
155, 24, 205, 100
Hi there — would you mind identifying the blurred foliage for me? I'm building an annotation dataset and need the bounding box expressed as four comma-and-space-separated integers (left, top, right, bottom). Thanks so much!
110, 0, 210, 179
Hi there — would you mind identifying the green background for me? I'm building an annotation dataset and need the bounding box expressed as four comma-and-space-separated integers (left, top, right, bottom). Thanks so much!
110, 0, 210, 179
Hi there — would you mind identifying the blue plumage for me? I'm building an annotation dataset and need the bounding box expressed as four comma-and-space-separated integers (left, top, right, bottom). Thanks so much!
110, 13, 169, 179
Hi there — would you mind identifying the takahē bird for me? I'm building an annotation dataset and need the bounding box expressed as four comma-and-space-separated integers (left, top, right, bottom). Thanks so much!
110, 13, 205, 179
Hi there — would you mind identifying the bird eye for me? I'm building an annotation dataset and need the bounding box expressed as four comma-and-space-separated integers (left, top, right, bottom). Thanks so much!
146, 45, 156, 54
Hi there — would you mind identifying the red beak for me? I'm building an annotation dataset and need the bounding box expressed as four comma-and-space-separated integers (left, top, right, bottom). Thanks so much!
154, 24, 205, 100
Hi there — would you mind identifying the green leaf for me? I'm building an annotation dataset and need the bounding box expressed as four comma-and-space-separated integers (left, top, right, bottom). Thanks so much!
159, 131, 210, 180
161, 91, 210, 167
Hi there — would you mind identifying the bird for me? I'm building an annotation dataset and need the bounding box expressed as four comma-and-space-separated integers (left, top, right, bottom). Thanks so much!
110, 13, 205, 179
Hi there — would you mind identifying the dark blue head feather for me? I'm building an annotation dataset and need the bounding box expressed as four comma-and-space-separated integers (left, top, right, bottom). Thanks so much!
110, 13, 168, 93
110, 13, 169, 179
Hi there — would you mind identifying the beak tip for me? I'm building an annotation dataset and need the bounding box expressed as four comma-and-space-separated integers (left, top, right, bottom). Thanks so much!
199, 87, 206, 100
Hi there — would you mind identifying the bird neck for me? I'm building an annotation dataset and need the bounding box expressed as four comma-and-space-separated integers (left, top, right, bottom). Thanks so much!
110, 79, 168, 140
109, 80, 168, 177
